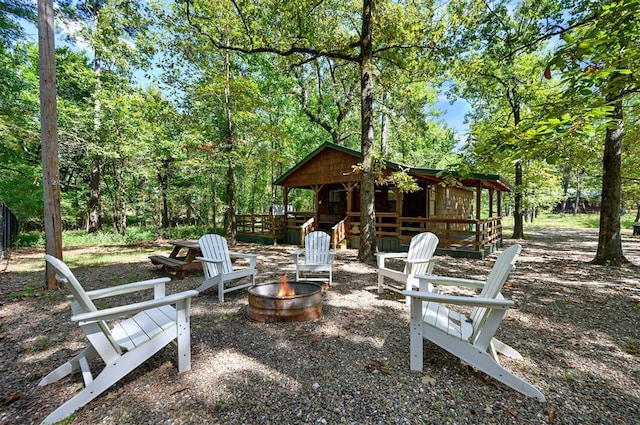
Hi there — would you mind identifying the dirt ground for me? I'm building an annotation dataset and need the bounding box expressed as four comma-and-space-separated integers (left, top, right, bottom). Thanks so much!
0, 228, 639, 424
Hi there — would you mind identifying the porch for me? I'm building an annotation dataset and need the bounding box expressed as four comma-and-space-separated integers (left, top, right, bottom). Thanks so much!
237, 211, 504, 259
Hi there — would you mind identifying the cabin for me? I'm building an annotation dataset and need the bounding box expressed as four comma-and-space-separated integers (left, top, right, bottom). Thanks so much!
237, 142, 512, 259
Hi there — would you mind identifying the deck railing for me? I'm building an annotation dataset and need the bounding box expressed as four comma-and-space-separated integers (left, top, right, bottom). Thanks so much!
237, 212, 503, 252
346, 212, 503, 252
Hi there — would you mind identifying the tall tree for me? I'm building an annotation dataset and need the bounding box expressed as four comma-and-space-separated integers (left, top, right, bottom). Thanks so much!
59, 0, 154, 232
445, 0, 564, 237
38, 0, 63, 289
548, 0, 640, 265
171, 0, 443, 262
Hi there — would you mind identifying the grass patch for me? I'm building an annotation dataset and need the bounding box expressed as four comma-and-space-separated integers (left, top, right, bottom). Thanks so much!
14, 225, 222, 249
11, 283, 45, 298
501, 211, 637, 233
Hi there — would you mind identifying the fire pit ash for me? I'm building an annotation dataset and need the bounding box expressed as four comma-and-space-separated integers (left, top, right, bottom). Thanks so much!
245, 275, 323, 323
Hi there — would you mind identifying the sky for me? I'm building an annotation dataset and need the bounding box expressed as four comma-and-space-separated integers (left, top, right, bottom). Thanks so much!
435, 96, 471, 147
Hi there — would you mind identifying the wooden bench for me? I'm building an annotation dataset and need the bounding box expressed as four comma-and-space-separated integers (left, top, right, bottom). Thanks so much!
149, 255, 189, 278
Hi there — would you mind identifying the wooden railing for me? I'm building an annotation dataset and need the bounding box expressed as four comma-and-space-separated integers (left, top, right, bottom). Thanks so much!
331, 216, 350, 249
347, 212, 503, 252
237, 214, 286, 238
238, 212, 503, 252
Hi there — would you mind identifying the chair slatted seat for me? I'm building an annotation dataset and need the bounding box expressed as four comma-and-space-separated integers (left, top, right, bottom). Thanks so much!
402, 244, 545, 400
40, 255, 198, 425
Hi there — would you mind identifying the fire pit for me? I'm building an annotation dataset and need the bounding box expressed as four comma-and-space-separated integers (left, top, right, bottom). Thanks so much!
245, 275, 323, 323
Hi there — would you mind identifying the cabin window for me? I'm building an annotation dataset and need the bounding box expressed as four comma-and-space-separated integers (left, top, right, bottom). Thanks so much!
445, 188, 451, 208
329, 190, 342, 214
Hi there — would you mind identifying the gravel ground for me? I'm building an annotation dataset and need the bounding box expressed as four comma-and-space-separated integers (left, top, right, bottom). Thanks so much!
1, 228, 639, 424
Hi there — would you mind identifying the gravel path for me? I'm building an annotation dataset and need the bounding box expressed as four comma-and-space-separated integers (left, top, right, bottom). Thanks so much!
1, 228, 639, 424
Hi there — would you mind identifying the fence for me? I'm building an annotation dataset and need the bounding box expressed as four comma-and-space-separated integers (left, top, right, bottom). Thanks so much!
1, 201, 18, 262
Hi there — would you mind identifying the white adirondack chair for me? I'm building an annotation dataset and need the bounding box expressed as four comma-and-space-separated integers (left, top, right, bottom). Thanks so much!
376, 232, 439, 298
195, 234, 257, 302
292, 231, 336, 285
401, 244, 545, 400
40, 255, 198, 425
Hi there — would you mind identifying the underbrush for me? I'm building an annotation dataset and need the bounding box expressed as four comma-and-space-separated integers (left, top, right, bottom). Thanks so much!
14, 225, 221, 248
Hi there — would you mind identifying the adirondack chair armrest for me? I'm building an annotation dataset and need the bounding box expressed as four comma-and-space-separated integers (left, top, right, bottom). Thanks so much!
71, 290, 200, 323
416, 274, 486, 288
196, 256, 224, 265
328, 250, 336, 263
82, 277, 172, 300
402, 290, 515, 308
406, 258, 438, 265
375, 252, 407, 268
229, 252, 258, 267
291, 249, 304, 264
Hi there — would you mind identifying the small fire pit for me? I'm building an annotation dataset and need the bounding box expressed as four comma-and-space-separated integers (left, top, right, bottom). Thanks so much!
245, 275, 323, 323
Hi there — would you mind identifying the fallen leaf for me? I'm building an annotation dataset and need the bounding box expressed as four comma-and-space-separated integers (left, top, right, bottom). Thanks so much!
5, 392, 20, 405
547, 409, 556, 422
421, 376, 436, 386
170, 386, 188, 395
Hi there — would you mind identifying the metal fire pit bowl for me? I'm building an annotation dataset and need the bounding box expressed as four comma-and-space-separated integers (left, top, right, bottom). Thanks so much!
245, 281, 323, 323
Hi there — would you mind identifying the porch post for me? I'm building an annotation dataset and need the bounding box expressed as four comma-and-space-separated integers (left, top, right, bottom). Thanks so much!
283, 186, 289, 230
488, 188, 494, 217
313, 185, 322, 229
497, 190, 502, 216
344, 181, 354, 214
475, 182, 482, 219
475, 182, 482, 252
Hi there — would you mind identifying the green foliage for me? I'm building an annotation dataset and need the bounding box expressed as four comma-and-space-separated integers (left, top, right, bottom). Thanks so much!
14, 225, 220, 249
4, 0, 638, 251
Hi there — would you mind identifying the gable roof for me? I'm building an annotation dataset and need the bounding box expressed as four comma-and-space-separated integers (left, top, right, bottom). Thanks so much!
274, 142, 513, 192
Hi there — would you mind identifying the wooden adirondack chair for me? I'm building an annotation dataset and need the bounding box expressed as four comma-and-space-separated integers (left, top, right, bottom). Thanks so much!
292, 231, 336, 285
195, 234, 257, 302
401, 244, 545, 400
40, 255, 198, 425
376, 232, 439, 299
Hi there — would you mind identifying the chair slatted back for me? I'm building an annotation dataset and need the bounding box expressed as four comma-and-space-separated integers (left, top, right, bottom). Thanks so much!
304, 231, 331, 265
198, 234, 233, 277
44, 255, 123, 357
469, 244, 522, 343
405, 232, 439, 275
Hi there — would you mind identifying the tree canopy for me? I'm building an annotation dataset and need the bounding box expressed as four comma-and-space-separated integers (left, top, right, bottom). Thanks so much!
1, 0, 639, 265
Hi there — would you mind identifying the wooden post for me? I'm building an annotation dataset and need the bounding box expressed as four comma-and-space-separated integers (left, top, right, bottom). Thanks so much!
488, 188, 494, 217
39, 0, 63, 289
475, 182, 482, 252
313, 184, 323, 230
283, 186, 289, 232
475, 182, 482, 219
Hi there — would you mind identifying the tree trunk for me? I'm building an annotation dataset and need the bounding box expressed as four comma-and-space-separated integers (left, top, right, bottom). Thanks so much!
88, 10, 102, 233
357, 0, 377, 264
159, 159, 170, 229
512, 159, 524, 239
87, 157, 101, 232
380, 93, 388, 155
635, 202, 640, 223
211, 184, 217, 229
38, 0, 63, 289
118, 157, 127, 235
593, 97, 626, 265
223, 46, 237, 245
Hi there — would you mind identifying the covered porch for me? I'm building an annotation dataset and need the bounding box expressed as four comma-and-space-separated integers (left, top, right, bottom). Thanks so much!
237, 142, 512, 259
